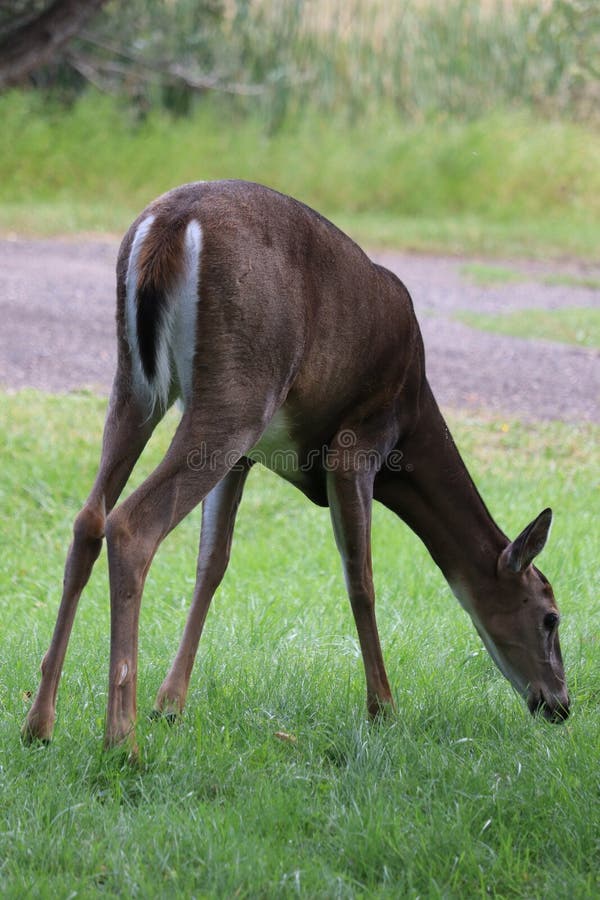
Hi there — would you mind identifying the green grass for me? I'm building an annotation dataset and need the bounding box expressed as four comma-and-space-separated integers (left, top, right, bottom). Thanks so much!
1, 91, 600, 258
0, 390, 598, 897
541, 273, 600, 291
457, 308, 600, 349
461, 263, 600, 290
461, 263, 529, 286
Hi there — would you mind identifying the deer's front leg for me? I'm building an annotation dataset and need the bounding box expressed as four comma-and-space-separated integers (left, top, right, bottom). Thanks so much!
154, 459, 253, 719
327, 466, 394, 718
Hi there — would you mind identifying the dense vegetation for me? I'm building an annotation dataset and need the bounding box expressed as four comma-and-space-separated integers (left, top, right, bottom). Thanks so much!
4, 0, 597, 125
1, 0, 599, 255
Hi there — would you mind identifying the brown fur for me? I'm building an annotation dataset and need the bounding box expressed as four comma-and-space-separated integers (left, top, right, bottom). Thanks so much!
135, 211, 188, 296
23, 181, 569, 753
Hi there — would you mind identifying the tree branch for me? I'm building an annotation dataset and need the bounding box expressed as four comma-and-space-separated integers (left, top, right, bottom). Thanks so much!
0, 0, 109, 87
77, 31, 269, 97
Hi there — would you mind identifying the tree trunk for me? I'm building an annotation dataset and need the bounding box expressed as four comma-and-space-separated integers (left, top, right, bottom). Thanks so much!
0, 0, 108, 87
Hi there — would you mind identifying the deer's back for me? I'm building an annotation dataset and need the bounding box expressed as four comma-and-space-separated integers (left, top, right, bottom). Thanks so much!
117, 180, 424, 444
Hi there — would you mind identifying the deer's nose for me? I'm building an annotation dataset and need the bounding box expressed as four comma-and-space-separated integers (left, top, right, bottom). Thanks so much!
546, 697, 570, 722
528, 690, 570, 722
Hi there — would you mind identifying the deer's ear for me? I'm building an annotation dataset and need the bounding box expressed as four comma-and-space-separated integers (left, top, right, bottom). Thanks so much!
499, 508, 553, 574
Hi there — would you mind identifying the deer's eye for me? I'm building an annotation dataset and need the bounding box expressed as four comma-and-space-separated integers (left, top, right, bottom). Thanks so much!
543, 612, 559, 631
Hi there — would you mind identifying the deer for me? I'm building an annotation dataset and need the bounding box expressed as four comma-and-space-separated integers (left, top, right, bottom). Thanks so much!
22, 180, 569, 753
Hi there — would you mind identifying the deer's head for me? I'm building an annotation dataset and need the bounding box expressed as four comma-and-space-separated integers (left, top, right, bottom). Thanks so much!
468, 509, 569, 721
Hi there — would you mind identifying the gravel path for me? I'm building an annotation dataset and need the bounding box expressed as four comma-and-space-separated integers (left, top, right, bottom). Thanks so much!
0, 237, 598, 423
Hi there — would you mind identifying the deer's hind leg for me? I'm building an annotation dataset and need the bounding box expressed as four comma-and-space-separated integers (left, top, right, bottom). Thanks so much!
23, 384, 161, 744
103, 408, 266, 750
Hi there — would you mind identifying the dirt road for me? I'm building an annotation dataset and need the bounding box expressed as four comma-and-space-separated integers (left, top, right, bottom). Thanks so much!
0, 237, 598, 423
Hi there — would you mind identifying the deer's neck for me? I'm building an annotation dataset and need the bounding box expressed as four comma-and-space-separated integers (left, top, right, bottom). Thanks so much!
375, 382, 507, 599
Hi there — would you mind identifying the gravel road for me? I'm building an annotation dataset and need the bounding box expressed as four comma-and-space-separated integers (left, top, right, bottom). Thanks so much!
0, 237, 598, 423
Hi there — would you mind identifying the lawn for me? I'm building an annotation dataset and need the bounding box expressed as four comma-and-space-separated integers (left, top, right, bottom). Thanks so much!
461, 264, 600, 291
456, 308, 600, 350
0, 391, 598, 897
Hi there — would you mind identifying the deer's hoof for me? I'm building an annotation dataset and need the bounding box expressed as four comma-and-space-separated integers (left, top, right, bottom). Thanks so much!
149, 708, 179, 727
153, 684, 185, 722
103, 726, 139, 764
367, 696, 396, 721
21, 708, 55, 745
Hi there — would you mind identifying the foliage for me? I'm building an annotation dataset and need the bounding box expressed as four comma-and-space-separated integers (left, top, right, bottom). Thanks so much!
1, 2, 598, 255
0, 0, 48, 29
3, 0, 598, 127
1, 90, 599, 257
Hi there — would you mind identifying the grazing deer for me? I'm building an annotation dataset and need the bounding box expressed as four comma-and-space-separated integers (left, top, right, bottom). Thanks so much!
23, 181, 569, 752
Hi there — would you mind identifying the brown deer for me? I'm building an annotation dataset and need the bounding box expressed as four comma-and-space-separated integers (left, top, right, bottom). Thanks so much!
23, 181, 569, 752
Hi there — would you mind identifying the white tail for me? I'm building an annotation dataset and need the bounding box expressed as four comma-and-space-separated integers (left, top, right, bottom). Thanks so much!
125, 214, 203, 413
